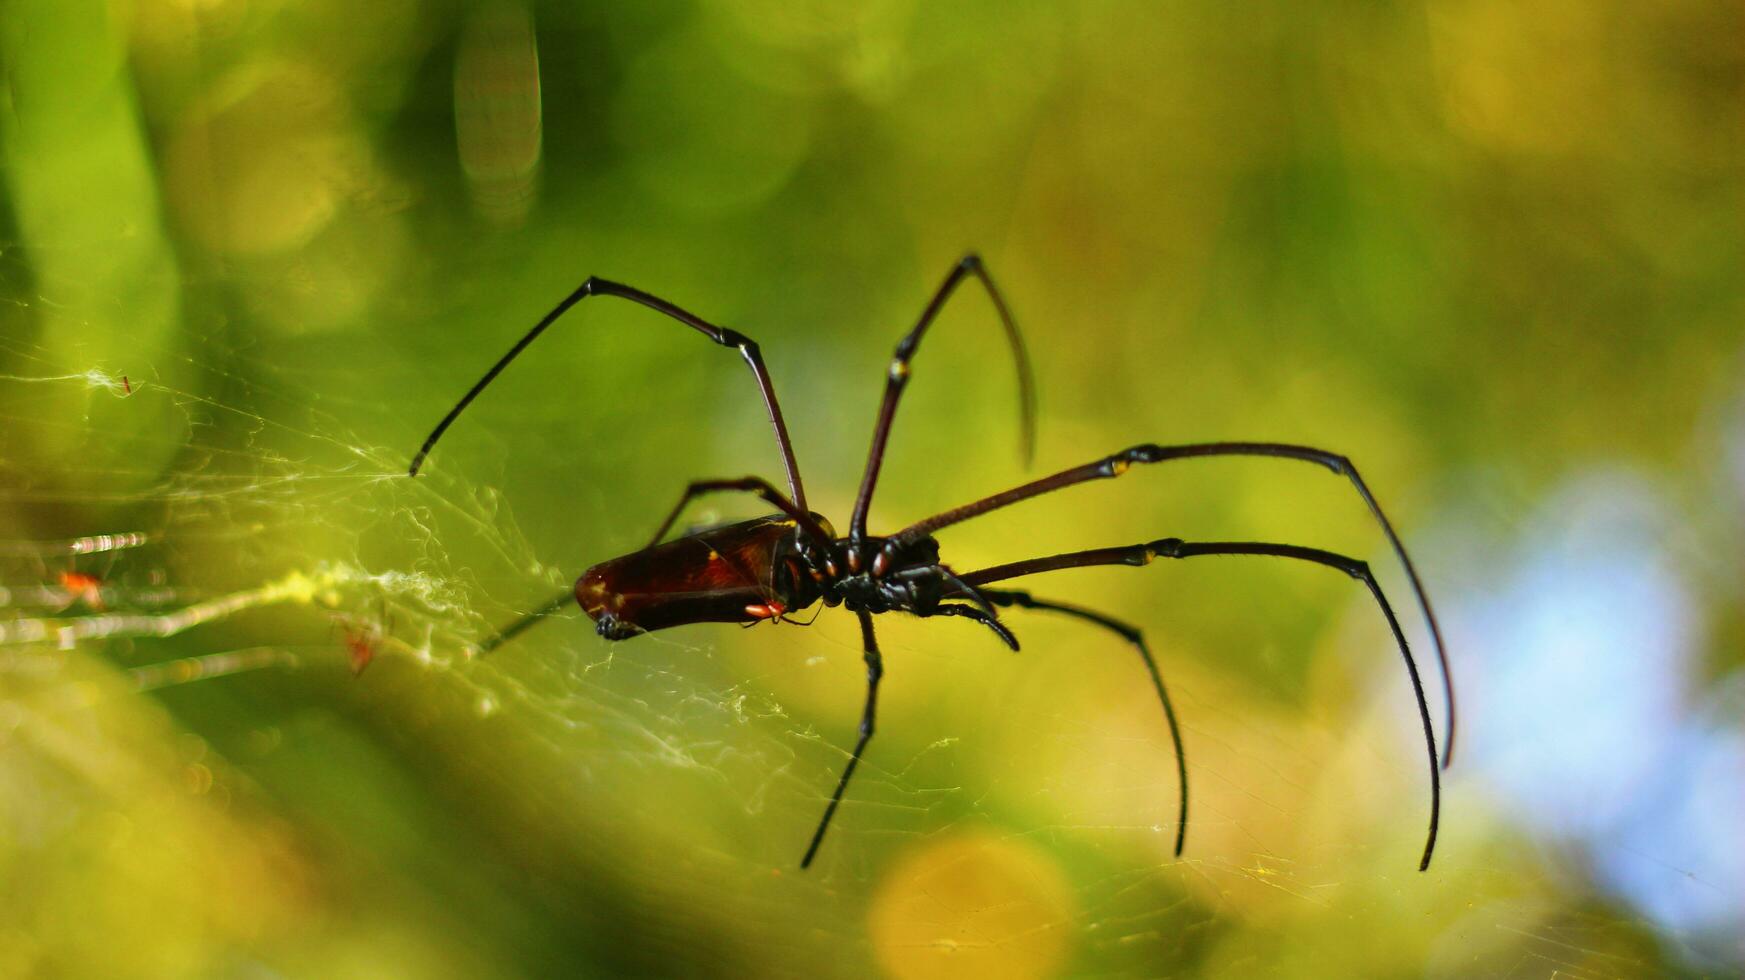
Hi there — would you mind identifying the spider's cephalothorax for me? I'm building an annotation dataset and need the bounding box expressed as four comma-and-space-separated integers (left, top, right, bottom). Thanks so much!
409, 254, 1456, 873
823, 535, 946, 613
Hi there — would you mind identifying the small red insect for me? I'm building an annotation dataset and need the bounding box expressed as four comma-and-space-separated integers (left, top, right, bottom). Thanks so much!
342, 627, 378, 676
335, 608, 392, 676
57, 571, 104, 611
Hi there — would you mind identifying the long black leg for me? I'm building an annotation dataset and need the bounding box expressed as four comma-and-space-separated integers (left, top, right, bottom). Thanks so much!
975, 589, 1189, 858
408, 278, 808, 510
848, 254, 1036, 550
644, 477, 833, 549
884, 441, 1455, 771
801, 609, 884, 868
476, 589, 577, 654
961, 537, 1441, 872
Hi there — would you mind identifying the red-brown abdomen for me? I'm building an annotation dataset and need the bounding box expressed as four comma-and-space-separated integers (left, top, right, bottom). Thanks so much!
577, 515, 808, 639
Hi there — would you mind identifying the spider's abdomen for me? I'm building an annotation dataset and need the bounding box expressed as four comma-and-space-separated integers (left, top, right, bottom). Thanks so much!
576, 515, 815, 638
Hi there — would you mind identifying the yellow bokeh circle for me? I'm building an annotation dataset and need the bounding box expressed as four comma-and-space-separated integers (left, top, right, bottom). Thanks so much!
868, 830, 1075, 980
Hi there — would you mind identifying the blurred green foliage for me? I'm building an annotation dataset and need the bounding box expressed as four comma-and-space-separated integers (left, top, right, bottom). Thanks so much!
1, 0, 1740, 977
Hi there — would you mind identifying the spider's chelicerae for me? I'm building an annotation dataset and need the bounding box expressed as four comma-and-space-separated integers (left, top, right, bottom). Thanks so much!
408, 254, 1454, 871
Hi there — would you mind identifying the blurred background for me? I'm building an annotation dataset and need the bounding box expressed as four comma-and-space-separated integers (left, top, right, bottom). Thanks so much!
2, 1, 1741, 976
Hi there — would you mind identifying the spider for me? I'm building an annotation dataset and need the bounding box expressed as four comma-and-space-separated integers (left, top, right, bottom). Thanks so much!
407, 254, 1454, 871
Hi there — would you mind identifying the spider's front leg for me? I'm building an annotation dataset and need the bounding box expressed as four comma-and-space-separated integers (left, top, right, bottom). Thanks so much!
886, 440, 1455, 769
800, 609, 883, 868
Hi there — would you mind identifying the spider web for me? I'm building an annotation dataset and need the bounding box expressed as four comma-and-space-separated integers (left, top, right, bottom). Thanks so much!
4, 0, 1742, 956
3, 229, 1739, 979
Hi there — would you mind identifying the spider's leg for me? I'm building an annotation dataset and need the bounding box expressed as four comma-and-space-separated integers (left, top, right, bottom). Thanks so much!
960, 537, 1441, 872
887, 441, 1455, 770
409, 278, 807, 510
475, 589, 577, 654
923, 602, 1019, 651
645, 477, 831, 549
849, 254, 1035, 547
801, 609, 883, 868
975, 589, 1188, 857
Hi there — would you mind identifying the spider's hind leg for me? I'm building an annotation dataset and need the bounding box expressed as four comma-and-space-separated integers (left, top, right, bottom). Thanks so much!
476, 589, 577, 654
